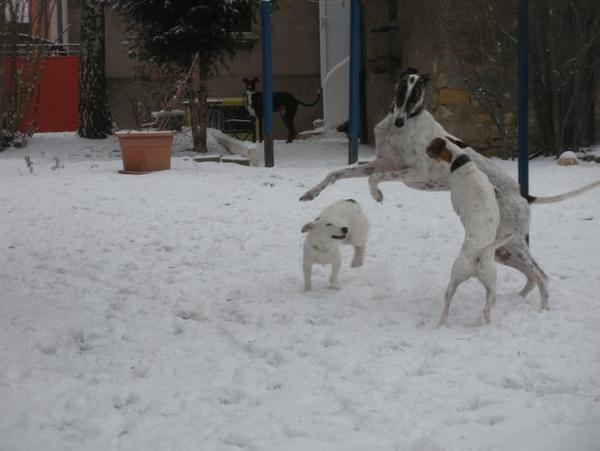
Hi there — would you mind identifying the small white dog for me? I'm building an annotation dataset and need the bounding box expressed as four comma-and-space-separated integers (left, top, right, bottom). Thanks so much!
301, 199, 369, 290
426, 138, 513, 325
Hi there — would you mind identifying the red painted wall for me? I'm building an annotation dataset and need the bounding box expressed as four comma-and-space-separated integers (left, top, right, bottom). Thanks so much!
21, 56, 80, 133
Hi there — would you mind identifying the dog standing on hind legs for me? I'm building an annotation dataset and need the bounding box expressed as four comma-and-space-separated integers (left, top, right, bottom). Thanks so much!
427, 138, 514, 325
243, 77, 321, 143
300, 67, 600, 309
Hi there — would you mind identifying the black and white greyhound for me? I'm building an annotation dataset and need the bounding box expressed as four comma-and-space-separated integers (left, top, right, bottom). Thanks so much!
300, 67, 600, 310
243, 77, 320, 143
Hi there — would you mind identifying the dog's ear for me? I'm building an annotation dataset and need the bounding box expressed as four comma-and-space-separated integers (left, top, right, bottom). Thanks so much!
252, 77, 258, 83
426, 138, 446, 157
301, 222, 316, 233
427, 138, 453, 164
421, 73, 432, 84
243, 78, 248, 83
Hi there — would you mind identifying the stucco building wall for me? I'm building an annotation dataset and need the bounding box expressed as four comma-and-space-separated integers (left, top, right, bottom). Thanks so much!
100, 2, 322, 138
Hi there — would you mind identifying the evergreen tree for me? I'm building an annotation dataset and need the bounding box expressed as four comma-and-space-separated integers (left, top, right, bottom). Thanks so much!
78, 0, 112, 139
113, 0, 255, 152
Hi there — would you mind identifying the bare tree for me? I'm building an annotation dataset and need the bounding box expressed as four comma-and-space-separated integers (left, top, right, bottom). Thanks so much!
1, 0, 55, 149
531, 0, 600, 155
439, 0, 518, 155
78, 0, 112, 138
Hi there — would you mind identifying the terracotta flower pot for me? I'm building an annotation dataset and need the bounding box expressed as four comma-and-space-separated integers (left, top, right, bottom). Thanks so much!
116, 130, 175, 173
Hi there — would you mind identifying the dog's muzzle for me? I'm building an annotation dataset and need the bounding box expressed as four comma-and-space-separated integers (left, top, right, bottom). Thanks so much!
331, 227, 348, 240
394, 116, 406, 128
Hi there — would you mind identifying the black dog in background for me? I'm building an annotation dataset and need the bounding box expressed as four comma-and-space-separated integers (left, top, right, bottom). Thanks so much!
243, 77, 320, 143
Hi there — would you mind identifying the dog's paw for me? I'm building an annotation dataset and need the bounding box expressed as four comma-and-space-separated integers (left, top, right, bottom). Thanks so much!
351, 259, 363, 268
328, 284, 340, 290
299, 190, 319, 201
369, 185, 384, 203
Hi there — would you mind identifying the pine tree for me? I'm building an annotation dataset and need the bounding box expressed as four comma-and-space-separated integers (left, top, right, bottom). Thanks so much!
113, 0, 255, 152
78, 0, 112, 139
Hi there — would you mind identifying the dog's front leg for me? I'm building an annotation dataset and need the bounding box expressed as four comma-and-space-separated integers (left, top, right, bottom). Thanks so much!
328, 254, 341, 289
368, 167, 429, 202
300, 161, 377, 201
303, 263, 312, 291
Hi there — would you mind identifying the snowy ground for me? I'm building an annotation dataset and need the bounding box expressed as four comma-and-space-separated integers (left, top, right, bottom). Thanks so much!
1, 132, 599, 451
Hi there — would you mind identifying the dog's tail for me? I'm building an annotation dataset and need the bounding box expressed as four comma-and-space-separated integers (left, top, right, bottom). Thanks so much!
296, 89, 321, 107
477, 234, 515, 258
522, 180, 600, 205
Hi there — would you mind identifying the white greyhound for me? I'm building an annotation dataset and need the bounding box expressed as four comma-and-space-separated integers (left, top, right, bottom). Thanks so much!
300, 68, 600, 310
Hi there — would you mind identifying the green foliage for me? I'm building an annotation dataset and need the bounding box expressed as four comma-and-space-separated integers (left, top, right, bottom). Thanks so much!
113, 0, 256, 71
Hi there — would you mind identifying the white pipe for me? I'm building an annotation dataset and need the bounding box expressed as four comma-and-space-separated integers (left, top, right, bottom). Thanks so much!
319, 0, 328, 88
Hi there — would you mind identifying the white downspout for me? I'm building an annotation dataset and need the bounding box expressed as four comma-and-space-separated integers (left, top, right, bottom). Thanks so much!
319, 0, 327, 88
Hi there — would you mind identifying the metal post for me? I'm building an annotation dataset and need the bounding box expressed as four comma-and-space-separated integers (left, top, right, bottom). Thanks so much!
348, 0, 360, 164
518, 0, 529, 195
261, 0, 274, 167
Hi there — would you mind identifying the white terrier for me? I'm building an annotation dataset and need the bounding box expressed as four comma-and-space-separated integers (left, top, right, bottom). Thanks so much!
301, 199, 369, 290
426, 138, 513, 325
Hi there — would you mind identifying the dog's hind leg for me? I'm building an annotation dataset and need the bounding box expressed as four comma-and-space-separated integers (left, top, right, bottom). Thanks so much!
438, 255, 471, 327
282, 113, 297, 143
299, 161, 378, 201
477, 257, 498, 324
519, 278, 536, 298
351, 245, 365, 267
495, 239, 549, 310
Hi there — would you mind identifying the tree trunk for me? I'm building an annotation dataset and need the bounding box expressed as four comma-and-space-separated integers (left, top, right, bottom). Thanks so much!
189, 57, 208, 152
78, 0, 112, 139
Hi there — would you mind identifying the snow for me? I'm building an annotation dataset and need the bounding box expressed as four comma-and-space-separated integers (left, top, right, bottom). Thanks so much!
1, 132, 600, 451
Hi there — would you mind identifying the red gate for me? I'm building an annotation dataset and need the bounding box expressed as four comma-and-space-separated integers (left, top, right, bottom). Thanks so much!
20, 56, 80, 133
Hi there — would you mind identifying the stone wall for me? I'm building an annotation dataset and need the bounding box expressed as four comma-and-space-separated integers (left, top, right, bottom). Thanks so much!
363, 0, 519, 156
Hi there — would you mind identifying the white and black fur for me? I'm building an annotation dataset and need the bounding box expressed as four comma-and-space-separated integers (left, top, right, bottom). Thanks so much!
243, 77, 320, 143
300, 67, 600, 310
301, 199, 369, 291
427, 137, 514, 325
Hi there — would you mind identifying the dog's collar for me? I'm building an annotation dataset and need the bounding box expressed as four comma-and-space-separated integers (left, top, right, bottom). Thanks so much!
450, 154, 471, 173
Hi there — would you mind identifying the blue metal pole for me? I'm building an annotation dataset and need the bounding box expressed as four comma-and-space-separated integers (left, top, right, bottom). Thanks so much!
261, 0, 274, 167
348, 0, 360, 164
518, 0, 529, 195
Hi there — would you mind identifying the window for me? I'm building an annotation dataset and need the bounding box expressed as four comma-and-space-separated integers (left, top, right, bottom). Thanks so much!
4, 0, 30, 24
388, 0, 397, 20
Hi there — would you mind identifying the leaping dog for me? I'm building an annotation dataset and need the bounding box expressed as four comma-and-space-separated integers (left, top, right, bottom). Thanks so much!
300, 67, 600, 310
243, 77, 321, 143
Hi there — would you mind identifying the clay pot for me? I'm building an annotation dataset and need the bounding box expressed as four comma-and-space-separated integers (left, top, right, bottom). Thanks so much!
116, 130, 174, 173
